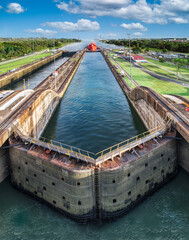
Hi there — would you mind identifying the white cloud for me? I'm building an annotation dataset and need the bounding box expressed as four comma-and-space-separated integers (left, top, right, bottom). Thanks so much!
42, 19, 100, 32
133, 32, 144, 37
6, 3, 25, 14
25, 28, 57, 37
0, 5, 3, 9
169, 17, 188, 24
161, 0, 189, 12
55, 0, 189, 24
121, 22, 147, 31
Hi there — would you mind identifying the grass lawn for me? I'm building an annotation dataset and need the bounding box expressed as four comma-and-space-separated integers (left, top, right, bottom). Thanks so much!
112, 54, 189, 98
0, 52, 52, 74
144, 57, 189, 79
141, 62, 179, 79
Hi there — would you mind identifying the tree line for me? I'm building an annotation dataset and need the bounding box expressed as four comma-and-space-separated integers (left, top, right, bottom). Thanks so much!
0, 38, 80, 60
102, 39, 189, 53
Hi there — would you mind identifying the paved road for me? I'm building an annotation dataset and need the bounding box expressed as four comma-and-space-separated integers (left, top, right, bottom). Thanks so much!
132, 61, 189, 87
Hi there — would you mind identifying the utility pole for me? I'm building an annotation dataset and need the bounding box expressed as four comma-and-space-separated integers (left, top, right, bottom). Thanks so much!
27, 78, 30, 89
33, 37, 35, 63
127, 33, 132, 87
53, 38, 57, 89
53, 38, 56, 70
23, 78, 26, 96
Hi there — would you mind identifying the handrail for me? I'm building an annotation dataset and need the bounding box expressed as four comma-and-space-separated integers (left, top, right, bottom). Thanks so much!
12, 115, 172, 165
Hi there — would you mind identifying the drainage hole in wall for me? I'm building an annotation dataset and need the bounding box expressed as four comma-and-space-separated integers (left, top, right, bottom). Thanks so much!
161, 170, 164, 174
52, 182, 55, 186
25, 162, 28, 165
26, 178, 29, 182
53, 200, 56, 205
77, 182, 80, 186
161, 154, 164, 157
145, 163, 148, 167
62, 196, 65, 200
153, 166, 157, 171
43, 186, 46, 190
128, 173, 130, 177
137, 176, 140, 181
34, 174, 37, 177
128, 191, 131, 196
42, 169, 45, 173
168, 158, 170, 161
18, 166, 21, 170
146, 180, 149, 184
61, 177, 64, 181
113, 199, 117, 203
78, 201, 81, 205
137, 194, 141, 199
112, 180, 115, 183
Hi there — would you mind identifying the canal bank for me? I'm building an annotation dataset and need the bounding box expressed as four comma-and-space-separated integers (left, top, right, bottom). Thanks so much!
5, 57, 69, 91
0, 51, 63, 90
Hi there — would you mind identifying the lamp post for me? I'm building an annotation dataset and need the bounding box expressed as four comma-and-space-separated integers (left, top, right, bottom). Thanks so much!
127, 34, 132, 87
33, 37, 35, 63
53, 38, 57, 89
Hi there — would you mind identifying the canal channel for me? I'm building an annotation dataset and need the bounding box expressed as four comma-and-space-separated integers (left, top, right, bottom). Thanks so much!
42, 51, 145, 153
0, 41, 189, 239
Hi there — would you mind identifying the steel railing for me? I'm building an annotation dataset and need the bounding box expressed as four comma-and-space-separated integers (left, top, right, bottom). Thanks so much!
13, 115, 172, 165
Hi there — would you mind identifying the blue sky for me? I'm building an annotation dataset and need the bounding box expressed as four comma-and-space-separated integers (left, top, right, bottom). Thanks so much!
0, 0, 189, 39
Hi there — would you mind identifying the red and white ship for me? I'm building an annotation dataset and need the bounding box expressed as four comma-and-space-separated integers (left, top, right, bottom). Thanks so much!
88, 42, 97, 51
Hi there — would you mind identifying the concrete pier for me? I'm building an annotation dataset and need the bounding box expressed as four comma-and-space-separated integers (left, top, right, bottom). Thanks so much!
9, 130, 177, 222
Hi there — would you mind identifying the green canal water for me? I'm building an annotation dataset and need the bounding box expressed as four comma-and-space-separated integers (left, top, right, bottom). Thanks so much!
1, 42, 189, 239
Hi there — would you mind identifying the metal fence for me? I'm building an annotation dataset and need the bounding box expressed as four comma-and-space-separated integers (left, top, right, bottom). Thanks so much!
13, 115, 172, 165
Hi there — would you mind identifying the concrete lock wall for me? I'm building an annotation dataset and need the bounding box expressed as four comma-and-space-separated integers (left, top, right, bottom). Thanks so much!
14, 90, 60, 138
130, 98, 165, 130
0, 51, 62, 90
0, 148, 9, 183
9, 146, 95, 221
99, 139, 177, 219
178, 139, 189, 173
8, 138, 177, 221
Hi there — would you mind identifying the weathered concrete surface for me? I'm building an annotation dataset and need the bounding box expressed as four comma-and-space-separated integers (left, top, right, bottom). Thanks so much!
0, 51, 63, 90
178, 139, 189, 173
9, 131, 177, 222
0, 148, 9, 183
99, 137, 177, 219
9, 141, 95, 222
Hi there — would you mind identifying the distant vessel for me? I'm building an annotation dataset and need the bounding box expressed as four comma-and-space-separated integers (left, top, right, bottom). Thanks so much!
88, 42, 97, 51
